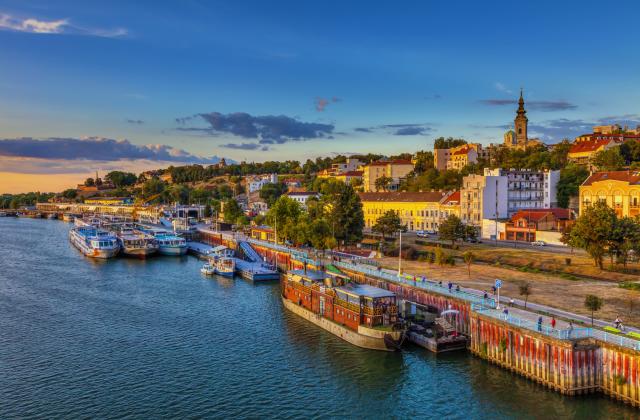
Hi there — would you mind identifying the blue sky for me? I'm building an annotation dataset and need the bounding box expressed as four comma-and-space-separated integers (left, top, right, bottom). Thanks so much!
1, 0, 640, 191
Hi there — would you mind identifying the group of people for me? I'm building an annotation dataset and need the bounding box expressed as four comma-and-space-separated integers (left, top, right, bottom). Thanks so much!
436, 280, 461, 293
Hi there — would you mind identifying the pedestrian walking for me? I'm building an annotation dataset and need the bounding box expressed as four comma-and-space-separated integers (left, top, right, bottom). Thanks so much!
456, 284, 460, 292
568, 321, 574, 338
491, 285, 496, 295
448, 282, 453, 293
438, 280, 442, 287
503, 308, 509, 319
551, 317, 556, 329
509, 298, 515, 307
614, 315, 622, 330
537, 316, 543, 332
483, 290, 488, 299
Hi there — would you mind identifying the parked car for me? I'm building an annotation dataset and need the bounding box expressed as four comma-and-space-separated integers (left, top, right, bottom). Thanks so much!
416, 230, 427, 238
531, 240, 546, 246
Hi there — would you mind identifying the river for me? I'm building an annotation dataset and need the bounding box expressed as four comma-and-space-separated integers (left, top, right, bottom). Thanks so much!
0, 218, 635, 419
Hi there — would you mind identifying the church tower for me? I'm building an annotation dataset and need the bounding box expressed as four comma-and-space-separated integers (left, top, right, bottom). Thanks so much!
514, 88, 528, 146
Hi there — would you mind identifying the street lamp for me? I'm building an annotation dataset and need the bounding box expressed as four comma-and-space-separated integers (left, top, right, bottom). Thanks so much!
397, 229, 402, 277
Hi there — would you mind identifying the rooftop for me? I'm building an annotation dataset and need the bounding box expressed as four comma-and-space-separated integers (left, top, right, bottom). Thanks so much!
335, 283, 395, 299
582, 171, 640, 186
358, 191, 446, 203
367, 159, 413, 166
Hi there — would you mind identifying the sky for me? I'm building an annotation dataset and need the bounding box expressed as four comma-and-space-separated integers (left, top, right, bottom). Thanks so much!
1, 0, 640, 193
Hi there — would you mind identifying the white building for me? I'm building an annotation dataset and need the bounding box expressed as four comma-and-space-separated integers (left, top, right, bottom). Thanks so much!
285, 191, 319, 208
247, 173, 278, 193
461, 168, 560, 227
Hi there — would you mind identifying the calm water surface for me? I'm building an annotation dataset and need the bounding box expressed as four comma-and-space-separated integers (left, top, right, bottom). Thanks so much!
0, 218, 637, 419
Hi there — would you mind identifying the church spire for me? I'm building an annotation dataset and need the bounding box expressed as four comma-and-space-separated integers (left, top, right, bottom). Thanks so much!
517, 88, 526, 114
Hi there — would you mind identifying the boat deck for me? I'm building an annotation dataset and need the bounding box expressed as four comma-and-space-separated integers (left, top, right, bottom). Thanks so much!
235, 259, 280, 281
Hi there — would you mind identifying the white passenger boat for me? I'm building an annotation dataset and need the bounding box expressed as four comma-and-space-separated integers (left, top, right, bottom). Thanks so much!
68, 226, 120, 259
137, 225, 187, 256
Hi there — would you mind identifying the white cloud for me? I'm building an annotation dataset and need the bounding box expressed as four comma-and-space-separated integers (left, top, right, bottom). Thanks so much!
494, 82, 513, 94
0, 13, 126, 38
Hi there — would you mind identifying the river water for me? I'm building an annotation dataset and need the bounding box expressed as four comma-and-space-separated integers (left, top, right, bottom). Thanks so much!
0, 218, 636, 419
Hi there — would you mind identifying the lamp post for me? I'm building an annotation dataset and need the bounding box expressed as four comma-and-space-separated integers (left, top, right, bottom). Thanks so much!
397, 229, 402, 277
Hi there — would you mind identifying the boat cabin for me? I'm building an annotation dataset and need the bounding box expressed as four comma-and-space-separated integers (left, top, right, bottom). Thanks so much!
209, 245, 235, 258
283, 269, 398, 331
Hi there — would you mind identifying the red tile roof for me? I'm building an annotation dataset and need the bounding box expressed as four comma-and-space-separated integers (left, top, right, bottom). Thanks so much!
452, 146, 471, 156
441, 191, 460, 204
582, 171, 640, 186
358, 191, 446, 202
341, 170, 363, 176
510, 208, 573, 222
569, 138, 614, 154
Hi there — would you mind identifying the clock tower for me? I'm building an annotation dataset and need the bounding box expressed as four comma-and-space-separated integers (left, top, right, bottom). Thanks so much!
514, 88, 528, 146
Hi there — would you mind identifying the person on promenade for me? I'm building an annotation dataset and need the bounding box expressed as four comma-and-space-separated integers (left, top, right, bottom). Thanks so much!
483, 291, 488, 300
509, 298, 514, 307
568, 321, 574, 338
438, 280, 442, 287
537, 316, 543, 332
503, 308, 509, 319
491, 285, 496, 295
448, 282, 452, 293
614, 315, 622, 330
551, 317, 556, 329
456, 284, 460, 292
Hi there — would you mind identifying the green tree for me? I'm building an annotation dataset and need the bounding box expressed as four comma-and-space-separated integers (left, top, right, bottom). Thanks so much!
308, 218, 333, 250
592, 147, 626, 171
223, 199, 244, 224
375, 176, 393, 192
557, 164, 589, 208
266, 196, 303, 243
204, 204, 213, 218
141, 178, 166, 201
438, 215, 466, 246
372, 210, 404, 239
620, 139, 640, 164
316, 179, 364, 245
434, 137, 467, 149
412, 150, 434, 174
62, 189, 78, 200
568, 201, 617, 269
463, 251, 475, 277
259, 182, 286, 206
519, 282, 532, 309
105, 171, 137, 187
84, 177, 95, 187
166, 184, 190, 204
584, 294, 604, 326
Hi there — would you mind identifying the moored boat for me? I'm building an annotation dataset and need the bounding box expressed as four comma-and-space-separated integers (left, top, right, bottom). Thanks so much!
116, 226, 158, 258
213, 256, 235, 277
201, 263, 215, 275
137, 226, 187, 256
282, 269, 404, 351
62, 213, 76, 222
68, 226, 120, 259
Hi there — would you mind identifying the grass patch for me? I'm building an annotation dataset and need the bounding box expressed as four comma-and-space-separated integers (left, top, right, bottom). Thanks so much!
619, 281, 640, 291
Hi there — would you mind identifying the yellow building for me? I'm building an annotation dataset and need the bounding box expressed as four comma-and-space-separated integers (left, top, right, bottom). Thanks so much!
579, 171, 640, 218
361, 160, 414, 192
568, 138, 618, 167
359, 191, 460, 232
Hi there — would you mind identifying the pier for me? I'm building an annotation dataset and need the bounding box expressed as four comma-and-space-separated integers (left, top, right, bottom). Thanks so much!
244, 237, 640, 407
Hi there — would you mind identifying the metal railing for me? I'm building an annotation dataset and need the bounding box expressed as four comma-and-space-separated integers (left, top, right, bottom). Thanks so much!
247, 238, 322, 266
335, 261, 497, 308
470, 304, 640, 350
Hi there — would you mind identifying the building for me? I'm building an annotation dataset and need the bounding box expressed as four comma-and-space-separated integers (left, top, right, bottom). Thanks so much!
285, 191, 320, 208
579, 171, 640, 218
283, 178, 302, 189
247, 173, 278, 193
361, 159, 414, 192
461, 173, 508, 226
501, 208, 575, 243
84, 197, 133, 206
568, 138, 621, 167
334, 170, 363, 185
434, 143, 488, 171
250, 225, 276, 242
461, 167, 559, 228
359, 191, 460, 232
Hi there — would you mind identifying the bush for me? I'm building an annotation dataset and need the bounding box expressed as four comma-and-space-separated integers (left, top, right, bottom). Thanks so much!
565, 258, 572, 266
619, 281, 640, 291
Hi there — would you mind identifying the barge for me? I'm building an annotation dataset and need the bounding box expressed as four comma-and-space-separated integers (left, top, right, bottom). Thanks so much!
282, 269, 404, 351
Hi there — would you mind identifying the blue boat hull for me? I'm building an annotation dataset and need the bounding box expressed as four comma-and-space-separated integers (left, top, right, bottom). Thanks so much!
158, 246, 188, 256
